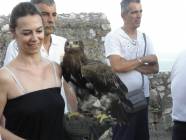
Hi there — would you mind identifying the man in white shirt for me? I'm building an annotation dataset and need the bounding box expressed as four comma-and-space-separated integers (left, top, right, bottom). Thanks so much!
104, 0, 159, 140
171, 50, 186, 140
3, 0, 77, 113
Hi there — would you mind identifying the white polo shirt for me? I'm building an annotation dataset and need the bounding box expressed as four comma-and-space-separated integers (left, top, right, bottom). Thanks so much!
104, 28, 156, 97
171, 50, 186, 122
3, 34, 69, 113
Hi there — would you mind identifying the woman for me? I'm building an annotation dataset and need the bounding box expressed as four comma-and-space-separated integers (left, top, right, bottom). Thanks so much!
0, 2, 66, 140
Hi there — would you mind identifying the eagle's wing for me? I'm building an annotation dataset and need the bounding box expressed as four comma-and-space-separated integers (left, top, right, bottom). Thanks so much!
81, 61, 133, 122
81, 61, 127, 94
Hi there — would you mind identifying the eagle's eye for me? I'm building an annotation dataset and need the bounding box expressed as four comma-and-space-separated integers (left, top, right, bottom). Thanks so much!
74, 41, 79, 45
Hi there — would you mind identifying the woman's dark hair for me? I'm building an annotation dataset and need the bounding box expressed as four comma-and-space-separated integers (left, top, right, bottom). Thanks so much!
9, 2, 42, 32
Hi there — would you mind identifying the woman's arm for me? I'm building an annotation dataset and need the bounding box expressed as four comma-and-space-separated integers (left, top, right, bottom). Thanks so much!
0, 69, 25, 140
57, 63, 78, 112
0, 127, 25, 140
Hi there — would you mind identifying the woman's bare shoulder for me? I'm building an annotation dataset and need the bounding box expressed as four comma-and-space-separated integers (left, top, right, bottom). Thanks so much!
52, 62, 62, 78
0, 66, 11, 96
0, 67, 10, 83
42, 58, 62, 78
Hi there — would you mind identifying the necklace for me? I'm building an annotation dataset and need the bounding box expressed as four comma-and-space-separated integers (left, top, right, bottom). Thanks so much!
121, 27, 138, 46
131, 39, 137, 46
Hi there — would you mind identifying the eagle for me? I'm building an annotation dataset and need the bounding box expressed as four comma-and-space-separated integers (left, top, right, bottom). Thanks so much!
61, 40, 133, 124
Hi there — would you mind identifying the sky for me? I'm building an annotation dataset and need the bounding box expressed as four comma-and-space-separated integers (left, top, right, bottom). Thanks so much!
1, 0, 186, 71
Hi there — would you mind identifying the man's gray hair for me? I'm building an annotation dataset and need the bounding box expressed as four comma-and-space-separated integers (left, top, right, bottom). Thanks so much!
120, 0, 140, 14
31, 0, 55, 5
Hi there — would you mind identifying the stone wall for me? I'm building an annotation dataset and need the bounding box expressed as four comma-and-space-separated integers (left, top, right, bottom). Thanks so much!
149, 72, 172, 139
0, 15, 12, 67
0, 13, 172, 139
56, 13, 110, 62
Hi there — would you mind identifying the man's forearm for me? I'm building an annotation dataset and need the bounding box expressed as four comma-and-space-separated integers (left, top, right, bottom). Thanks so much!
136, 63, 159, 74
